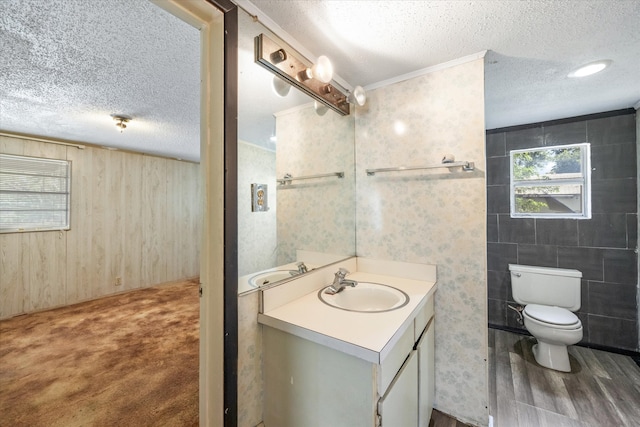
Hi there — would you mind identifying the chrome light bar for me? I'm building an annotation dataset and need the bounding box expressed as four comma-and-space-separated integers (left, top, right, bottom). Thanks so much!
255, 33, 350, 116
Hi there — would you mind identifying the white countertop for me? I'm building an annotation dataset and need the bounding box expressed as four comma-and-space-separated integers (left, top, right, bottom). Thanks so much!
258, 270, 437, 364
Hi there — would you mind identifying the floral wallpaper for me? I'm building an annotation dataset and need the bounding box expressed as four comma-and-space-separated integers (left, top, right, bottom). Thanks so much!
237, 140, 277, 277
275, 104, 356, 265
236, 57, 488, 426
238, 291, 263, 427
355, 58, 488, 425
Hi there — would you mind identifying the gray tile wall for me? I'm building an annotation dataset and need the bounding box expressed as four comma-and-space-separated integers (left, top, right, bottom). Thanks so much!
486, 110, 639, 352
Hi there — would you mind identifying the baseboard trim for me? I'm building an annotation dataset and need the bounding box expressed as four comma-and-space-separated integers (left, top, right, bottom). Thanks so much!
1, 277, 200, 321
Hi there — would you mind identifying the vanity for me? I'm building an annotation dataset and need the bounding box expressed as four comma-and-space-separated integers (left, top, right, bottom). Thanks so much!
258, 257, 437, 427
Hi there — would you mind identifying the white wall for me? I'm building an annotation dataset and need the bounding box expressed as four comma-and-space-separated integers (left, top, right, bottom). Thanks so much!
355, 58, 488, 425
0, 135, 201, 319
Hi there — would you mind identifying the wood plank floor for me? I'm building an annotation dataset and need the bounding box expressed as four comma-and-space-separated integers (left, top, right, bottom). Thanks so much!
489, 328, 640, 427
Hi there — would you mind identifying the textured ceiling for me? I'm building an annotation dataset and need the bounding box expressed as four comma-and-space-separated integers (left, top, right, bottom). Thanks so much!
247, 0, 640, 130
0, 0, 201, 161
1, 1, 639, 162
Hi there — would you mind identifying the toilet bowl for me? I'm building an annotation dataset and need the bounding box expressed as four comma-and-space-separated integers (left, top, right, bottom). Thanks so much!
522, 304, 582, 372
509, 264, 583, 373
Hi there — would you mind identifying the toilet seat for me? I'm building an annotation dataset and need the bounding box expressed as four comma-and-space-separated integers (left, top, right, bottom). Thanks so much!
524, 304, 581, 329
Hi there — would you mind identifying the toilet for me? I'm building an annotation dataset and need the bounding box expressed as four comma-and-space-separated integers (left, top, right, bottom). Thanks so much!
508, 264, 583, 372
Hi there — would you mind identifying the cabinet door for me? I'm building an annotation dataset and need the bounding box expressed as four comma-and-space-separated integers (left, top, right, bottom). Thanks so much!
378, 350, 418, 427
417, 318, 435, 426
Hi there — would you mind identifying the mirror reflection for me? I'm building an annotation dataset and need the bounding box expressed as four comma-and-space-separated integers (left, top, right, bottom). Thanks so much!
237, 10, 356, 294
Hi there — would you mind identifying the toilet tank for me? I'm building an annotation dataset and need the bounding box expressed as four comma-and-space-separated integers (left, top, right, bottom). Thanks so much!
509, 264, 582, 311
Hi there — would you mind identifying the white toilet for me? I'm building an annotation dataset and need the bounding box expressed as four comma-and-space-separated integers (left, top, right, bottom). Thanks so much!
508, 264, 583, 372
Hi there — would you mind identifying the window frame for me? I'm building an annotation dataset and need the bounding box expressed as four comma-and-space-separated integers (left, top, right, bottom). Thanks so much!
509, 142, 591, 220
0, 153, 72, 233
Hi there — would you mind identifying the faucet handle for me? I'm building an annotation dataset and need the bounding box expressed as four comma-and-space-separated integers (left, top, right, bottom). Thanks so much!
336, 268, 350, 277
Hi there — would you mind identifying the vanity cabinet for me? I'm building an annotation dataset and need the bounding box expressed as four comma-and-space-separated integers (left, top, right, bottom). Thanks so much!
377, 347, 418, 426
417, 317, 435, 425
263, 296, 435, 427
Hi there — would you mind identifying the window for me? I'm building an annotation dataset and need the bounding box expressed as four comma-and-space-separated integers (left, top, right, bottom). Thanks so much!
0, 154, 71, 233
510, 143, 591, 219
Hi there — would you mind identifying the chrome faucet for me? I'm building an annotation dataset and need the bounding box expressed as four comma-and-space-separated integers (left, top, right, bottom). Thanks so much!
325, 268, 357, 294
296, 262, 308, 274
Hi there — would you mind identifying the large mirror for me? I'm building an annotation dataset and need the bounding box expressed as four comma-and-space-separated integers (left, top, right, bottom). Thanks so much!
237, 9, 356, 294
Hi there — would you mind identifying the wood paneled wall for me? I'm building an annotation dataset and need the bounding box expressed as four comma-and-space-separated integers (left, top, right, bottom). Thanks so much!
0, 135, 201, 319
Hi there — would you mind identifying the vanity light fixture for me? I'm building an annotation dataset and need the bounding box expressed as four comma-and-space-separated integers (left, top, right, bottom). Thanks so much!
112, 115, 131, 133
255, 33, 350, 115
567, 60, 612, 78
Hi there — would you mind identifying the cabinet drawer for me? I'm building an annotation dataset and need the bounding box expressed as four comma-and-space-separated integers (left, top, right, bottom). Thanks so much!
414, 296, 434, 342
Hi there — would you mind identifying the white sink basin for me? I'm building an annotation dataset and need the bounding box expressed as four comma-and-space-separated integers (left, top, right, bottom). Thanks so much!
318, 282, 409, 313
249, 270, 297, 287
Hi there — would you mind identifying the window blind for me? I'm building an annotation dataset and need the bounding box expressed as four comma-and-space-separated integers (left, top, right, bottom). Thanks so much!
0, 154, 71, 232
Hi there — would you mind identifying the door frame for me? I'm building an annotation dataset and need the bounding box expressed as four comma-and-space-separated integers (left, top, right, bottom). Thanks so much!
150, 1, 237, 426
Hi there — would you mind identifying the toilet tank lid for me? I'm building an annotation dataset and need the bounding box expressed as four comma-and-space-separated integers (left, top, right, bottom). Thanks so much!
508, 264, 582, 278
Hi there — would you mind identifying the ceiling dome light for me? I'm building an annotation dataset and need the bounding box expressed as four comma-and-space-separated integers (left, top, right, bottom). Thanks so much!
568, 60, 612, 78
311, 55, 334, 83
271, 76, 291, 97
112, 115, 131, 133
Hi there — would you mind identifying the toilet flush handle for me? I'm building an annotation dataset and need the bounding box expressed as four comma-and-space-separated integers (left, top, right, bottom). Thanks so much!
508, 304, 524, 325
513, 272, 521, 277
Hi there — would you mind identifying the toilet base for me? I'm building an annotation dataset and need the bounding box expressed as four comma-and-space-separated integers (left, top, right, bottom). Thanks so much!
532, 341, 571, 372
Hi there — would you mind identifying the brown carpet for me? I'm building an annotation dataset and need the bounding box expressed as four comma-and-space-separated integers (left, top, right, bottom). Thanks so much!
0, 280, 199, 427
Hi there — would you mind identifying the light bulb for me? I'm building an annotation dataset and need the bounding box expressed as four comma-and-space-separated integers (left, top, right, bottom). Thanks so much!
271, 76, 290, 97
350, 85, 366, 106
314, 101, 328, 116
311, 55, 333, 83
